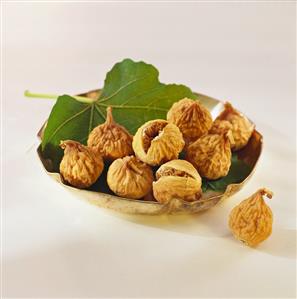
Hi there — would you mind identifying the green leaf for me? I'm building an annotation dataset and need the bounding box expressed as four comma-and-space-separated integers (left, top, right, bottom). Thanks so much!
201, 179, 209, 193
205, 155, 253, 192
96, 59, 196, 133
41, 59, 196, 171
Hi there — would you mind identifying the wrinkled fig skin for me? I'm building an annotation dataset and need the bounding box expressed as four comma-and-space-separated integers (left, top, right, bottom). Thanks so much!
87, 107, 133, 161
107, 156, 154, 199
132, 119, 185, 166
167, 98, 213, 144
60, 140, 104, 188
153, 159, 202, 204
216, 102, 255, 151
209, 119, 233, 135
186, 131, 233, 180
229, 188, 273, 247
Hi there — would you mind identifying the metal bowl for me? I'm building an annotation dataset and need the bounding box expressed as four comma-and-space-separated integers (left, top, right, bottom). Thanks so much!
37, 90, 263, 215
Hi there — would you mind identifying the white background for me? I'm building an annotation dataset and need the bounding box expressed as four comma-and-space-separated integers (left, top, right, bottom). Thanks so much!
2, 2, 296, 298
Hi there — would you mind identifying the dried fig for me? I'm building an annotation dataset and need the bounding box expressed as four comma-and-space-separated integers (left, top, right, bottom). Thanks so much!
229, 188, 273, 247
209, 119, 233, 135
185, 130, 233, 180
216, 102, 255, 151
107, 156, 154, 199
153, 159, 202, 204
132, 119, 185, 166
87, 107, 133, 161
60, 140, 104, 188
167, 98, 213, 143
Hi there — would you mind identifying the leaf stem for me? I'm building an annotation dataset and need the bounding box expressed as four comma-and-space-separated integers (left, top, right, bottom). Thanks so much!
24, 90, 95, 104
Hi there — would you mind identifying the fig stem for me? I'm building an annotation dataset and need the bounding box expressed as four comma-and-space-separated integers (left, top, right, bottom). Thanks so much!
259, 188, 274, 199
225, 129, 235, 145
105, 106, 114, 124
24, 90, 95, 104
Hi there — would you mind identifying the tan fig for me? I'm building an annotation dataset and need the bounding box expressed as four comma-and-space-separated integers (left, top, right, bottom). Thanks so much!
87, 107, 133, 161
132, 119, 185, 166
60, 140, 104, 188
229, 188, 273, 247
153, 159, 202, 204
167, 98, 213, 143
209, 119, 233, 135
216, 102, 255, 151
107, 156, 154, 199
185, 129, 233, 180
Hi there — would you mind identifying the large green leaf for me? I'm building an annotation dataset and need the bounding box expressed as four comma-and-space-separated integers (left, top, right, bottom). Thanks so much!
97, 59, 196, 133
41, 59, 196, 170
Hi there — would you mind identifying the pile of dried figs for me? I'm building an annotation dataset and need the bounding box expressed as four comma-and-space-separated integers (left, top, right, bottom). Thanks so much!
59, 98, 255, 203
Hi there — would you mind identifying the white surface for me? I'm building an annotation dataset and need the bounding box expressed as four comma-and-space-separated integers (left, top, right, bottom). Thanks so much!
2, 2, 296, 298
